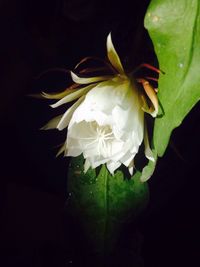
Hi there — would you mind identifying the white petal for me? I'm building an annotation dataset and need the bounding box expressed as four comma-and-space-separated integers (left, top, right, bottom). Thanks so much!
66, 121, 98, 157
106, 161, 121, 175
106, 33, 124, 74
102, 141, 125, 162
110, 150, 127, 162
89, 157, 109, 169
111, 83, 144, 144
71, 71, 112, 84
69, 105, 111, 127
123, 155, 135, 167
57, 95, 85, 131
112, 104, 143, 136
67, 121, 98, 145
128, 160, 135, 176
66, 142, 82, 157
40, 115, 63, 130
68, 79, 129, 127
84, 159, 91, 173
110, 141, 135, 164
50, 84, 94, 108
83, 146, 99, 158
75, 78, 129, 114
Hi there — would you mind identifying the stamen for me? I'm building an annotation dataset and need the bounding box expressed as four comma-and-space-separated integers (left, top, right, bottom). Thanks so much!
134, 63, 165, 74
145, 76, 158, 82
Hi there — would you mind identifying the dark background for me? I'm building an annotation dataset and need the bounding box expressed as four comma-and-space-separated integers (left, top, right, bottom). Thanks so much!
0, 0, 200, 266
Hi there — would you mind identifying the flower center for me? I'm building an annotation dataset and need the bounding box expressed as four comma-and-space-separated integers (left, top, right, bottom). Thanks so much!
96, 124, 112, 139
96, 124, 114, 157
86, 121, 114, 157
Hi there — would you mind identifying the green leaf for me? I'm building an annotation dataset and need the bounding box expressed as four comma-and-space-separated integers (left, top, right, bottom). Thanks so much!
144, 0, 200, 156
67, 156, 149, 254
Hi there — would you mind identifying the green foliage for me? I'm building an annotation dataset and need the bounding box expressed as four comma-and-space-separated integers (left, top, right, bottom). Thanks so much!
145, 0, 200, 156
67, 156, 149, 254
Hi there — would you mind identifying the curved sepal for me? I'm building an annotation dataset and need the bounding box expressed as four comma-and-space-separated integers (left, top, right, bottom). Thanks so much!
106, 33, 124, 75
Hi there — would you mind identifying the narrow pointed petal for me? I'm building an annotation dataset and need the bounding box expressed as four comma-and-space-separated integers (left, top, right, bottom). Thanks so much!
142, 81, 158, 117
140, 94, 149, 111
51, 84, 94, 108
41, 88, 77, 100
144, 123, 155, 162
128, 160, 135, 176
140, 92, 158, 117
71, 71, 112, 84
140, 151, 157, 182
28, 93, 45, 99
57, 96, 85, 131
89, 157, 109, 169
106, 161, 121, 175
84, 158, 91, 173
106, 33, 124, 74
56, 144, 66, 157
123, 154, 135, 167
75, 56, 117, 75
40, 115, 63, 130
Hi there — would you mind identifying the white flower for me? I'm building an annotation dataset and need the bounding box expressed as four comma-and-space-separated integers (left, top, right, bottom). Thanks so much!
42, 33, 159, 176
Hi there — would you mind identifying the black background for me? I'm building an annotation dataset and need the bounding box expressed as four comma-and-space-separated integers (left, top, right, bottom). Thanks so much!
0, 0, 200, 266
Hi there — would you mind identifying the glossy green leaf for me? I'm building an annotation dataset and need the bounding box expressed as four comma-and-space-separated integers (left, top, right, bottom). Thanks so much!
144, 0, 200, 156
67, 156, 149, 254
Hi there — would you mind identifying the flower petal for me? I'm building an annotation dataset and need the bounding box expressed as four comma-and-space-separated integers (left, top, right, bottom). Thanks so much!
128, 160, 135, 176
41, 88, 77, 100
68, 79, 132, 127
138, 79, 158, 117
122, 154, 135, 167
71, 71, 112, 84
66, 141, 82, 157
144, 123, 155, 162
50, 84, 94, 108
89, 156, 109, 169
140, 150, 157, 182
106, 33, 124, 74
56, 143, 66, 157
106, 161, 121, 175
84, 158, 91, 173
57, 95, 85, 131
40, 115, 63, 130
